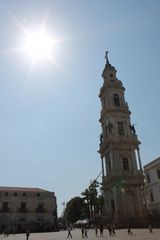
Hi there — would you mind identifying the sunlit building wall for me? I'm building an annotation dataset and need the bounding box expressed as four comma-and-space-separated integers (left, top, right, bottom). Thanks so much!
0, 186, 57, 232
144, 158, 160, 216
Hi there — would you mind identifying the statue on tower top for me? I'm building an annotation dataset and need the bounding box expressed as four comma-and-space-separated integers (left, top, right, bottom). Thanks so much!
102, 50, 116, 76
105, 51, 109, 64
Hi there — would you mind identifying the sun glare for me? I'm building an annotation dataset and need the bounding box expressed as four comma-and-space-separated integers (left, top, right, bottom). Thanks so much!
24, 30, 53, 62
1, 5, 72, 78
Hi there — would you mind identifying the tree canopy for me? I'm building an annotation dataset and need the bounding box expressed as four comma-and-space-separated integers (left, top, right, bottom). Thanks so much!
64, 180, 104, 224
64, 196, 89, 224
81, 180, 104, 222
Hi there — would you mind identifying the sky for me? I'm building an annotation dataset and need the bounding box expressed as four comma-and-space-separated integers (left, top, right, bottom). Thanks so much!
0, 0, 160, 216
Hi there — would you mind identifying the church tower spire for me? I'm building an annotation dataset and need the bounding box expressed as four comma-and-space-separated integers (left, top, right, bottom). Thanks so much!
98, 52, 146, 224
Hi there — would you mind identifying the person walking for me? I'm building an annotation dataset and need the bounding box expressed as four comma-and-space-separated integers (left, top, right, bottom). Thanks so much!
112, 224, 116, 236
107, 224, 112, 236
99, 224, 104, 237
127, 224, 133, 235
84, 227, 88, 238
67, 226, 72, 238
148, 224, 153, 233
26, 230, 30, 240
95, 226, 98, 237
81, 227, 84, 238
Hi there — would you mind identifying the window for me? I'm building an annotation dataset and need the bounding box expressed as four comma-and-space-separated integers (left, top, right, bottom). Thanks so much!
110, 73, 114, 81
118, 122, 125, 135
157, 169, 160, 179
146, 174, 151, 184
2, 202, 9, 211
122, 158, 129, 170
105, 152, 111, 175
114, 94, 120, 107
4, 192, 8, 196
14, 192, 17, 196
39, 203, 44, 209
106, 195, 109, 205
37, 193, 40, 197
36, 203, 44, 212
20, 202, 26, 212
23, 192, 26, 196
19, 217, 26, 222
105, 125, 108, 138
150, 192, 154, 202
108, 161, 111, 173
152, 209, 158, 216
37, 216, 44, 222
111, 199, 115, 212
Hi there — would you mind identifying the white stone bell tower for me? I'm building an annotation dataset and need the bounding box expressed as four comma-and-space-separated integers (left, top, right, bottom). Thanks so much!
98, 52, 146, 224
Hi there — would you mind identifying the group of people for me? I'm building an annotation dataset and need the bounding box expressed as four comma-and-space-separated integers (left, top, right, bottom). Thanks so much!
94, 225, 104, 237
107, 224, 116, 236
81, 225, 104, 238
67, 224, 103, 238
67, 223, 153, 239
81, 226, 89, 238
0, 228, 30, 239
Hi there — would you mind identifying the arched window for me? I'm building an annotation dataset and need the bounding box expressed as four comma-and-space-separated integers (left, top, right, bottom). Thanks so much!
110, 73, 113, 78
113, 93, 120, 106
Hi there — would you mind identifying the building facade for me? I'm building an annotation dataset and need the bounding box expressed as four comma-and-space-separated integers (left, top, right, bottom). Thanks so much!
144, 157, 160, 217
0, 186, 57, 232
98, 52, 146, 225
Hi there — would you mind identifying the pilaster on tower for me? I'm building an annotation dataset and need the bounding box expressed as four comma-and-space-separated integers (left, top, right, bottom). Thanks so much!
98, 52, 147, 225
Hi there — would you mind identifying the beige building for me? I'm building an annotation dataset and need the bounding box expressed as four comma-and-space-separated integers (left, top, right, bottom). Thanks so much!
0, 186, 57, 232
98, 52, 147, 225
144, 158, 160, 216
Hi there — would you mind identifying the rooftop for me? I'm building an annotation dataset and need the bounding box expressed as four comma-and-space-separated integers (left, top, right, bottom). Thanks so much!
0, 186, 53, 193
144, 157, 160, 169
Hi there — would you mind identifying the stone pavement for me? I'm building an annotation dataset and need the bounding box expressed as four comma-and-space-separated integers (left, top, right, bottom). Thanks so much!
0, 228, 159, 240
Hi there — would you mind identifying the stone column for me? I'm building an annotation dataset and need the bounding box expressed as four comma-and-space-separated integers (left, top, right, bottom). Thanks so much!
137, 147, 142, 170
101, 156, 105, 177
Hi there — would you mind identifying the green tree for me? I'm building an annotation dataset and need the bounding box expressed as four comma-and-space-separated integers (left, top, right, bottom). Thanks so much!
81, 180, 104, 222
64, 196, 89, 224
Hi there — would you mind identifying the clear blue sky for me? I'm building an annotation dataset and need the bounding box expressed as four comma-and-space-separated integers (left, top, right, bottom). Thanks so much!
0, 0, 160, 216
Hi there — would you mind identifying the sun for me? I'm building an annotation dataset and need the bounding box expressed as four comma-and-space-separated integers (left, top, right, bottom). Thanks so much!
24, 30, 54, 62
1, 6, 73, 78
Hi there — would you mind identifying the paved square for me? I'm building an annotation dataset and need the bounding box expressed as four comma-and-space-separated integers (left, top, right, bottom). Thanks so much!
0, 228, 159, 240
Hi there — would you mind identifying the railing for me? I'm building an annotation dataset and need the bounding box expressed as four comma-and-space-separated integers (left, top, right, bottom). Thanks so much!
0, 208, 10, 212
17, 208, 28, 213
36, 208, 46, 213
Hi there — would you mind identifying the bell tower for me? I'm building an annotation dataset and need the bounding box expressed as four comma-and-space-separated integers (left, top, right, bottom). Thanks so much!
98, 52, 146, 224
